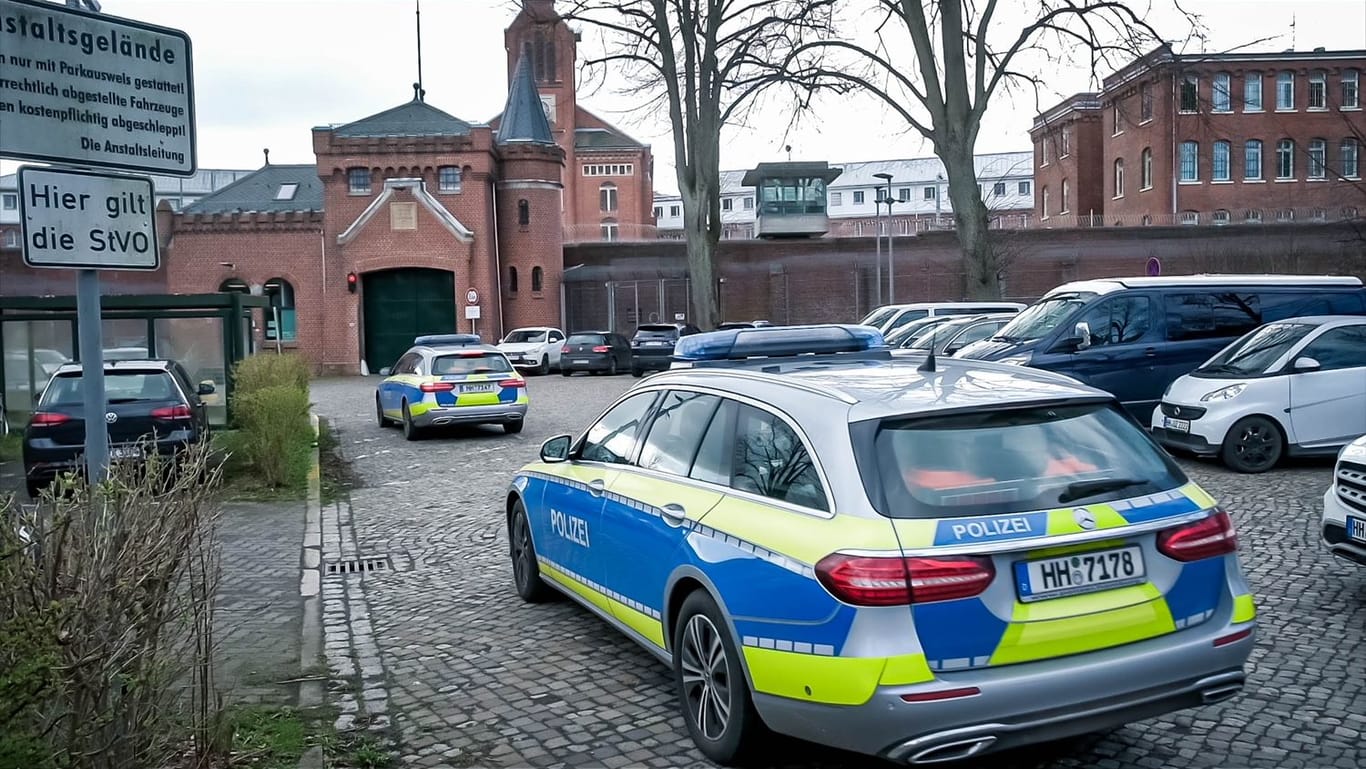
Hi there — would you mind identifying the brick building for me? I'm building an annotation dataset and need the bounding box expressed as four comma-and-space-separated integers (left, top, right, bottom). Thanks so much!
1033, 46, 1365, 227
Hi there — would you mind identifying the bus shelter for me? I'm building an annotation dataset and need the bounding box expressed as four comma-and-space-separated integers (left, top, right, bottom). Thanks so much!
1, 293, 268, 430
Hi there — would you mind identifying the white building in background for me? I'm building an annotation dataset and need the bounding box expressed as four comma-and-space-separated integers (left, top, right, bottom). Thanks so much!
652, 151, 1034, 239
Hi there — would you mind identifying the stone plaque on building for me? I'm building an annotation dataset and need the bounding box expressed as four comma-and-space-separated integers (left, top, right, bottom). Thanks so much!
390, 202, 417, 230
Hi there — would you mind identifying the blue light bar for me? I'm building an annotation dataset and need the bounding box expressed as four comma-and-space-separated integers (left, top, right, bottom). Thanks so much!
414, 333, 482, 346
673, 324, 886, 362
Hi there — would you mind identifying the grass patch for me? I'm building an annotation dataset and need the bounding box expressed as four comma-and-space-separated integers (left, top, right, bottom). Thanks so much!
228, 706, 312, 769
0, 432, 21, 462
318, 417, 358, 506
213, 429, 306, 503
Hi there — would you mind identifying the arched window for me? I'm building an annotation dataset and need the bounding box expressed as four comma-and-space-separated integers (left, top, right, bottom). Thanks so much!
600, 219, 619, 241
1113, 159, 1125, 198
507, 266, 519, 294
518, 199, 530, 226
219, 278, 249, 293
1141, 147, 1153, 189
599, 182, 618, 212
1276, 139, 1295, 179
1308, 138, 1327, 178
532, 29, 557, 83
1060, 179, 1070, 213
532, 266, 544, 293
264, 278, 296, 342
1041, 186, 1050, 218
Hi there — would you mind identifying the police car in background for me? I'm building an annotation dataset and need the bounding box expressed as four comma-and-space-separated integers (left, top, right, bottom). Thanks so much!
505, 325, 1256, 765
376, 335, 528, 440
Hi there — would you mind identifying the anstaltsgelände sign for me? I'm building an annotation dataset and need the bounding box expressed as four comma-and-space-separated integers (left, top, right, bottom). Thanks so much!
0, 0, 195, 175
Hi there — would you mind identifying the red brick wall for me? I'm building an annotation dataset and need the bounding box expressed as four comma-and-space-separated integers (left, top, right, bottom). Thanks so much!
497, 146, 566, 335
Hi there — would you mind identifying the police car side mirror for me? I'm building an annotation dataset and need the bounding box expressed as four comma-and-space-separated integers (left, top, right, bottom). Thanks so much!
379, 367, 392, 377
541, 434, 572, 463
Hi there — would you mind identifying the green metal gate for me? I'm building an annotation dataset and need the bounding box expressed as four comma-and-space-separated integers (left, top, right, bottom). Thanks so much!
362, 268, 457, 374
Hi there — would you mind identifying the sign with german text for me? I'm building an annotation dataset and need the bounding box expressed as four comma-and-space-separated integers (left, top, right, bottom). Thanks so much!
18, 166, 159, 270
0, 0, 195, 175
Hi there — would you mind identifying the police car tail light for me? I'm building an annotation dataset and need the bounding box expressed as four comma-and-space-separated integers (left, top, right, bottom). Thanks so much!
502, 378, 527, 388
420, 382, 456, 393
815, 554, 993, 606
1157, 509, 1238, 562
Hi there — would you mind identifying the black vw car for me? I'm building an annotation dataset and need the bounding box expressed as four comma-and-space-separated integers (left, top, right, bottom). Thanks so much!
630, 323, 702, 376
559, 332, 632, 376
22, 360, 214, 497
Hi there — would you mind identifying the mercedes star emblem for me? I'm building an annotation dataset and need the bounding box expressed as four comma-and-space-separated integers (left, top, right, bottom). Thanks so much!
1073, 507, 1097, 530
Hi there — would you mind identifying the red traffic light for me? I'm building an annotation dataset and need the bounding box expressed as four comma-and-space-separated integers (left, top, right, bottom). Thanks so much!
346, 272, 358, 293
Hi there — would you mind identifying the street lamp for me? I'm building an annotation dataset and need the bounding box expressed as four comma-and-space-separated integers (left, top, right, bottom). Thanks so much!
874, 172, 895, 304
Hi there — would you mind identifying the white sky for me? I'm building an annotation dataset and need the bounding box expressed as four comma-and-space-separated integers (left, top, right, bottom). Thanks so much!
3, 0, 1364, 191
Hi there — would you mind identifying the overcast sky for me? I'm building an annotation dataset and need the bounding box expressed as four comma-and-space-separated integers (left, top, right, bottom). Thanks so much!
3, 0, 1363, 190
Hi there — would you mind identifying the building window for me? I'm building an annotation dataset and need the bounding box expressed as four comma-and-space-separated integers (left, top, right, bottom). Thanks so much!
1060, 126, 1072, 157
1, 193, 17, 210
517, 199, 530, 226
1343, 206, 1360, 219
1180, 211, 1199, 225
1213, 73, 1231, 112
600, 219, 618, 241
1276, 71, 1294, 110
830, 192, 843, 206
1245, 209, 1262, 223
531, 266, 543, 292
853, 190, 865, 204
1309, 71, 1327, 110
1180, 141, 1199, 182
1113, 159, 1124, 198
1344, 69, 1361, 109
263, 278, 296, 342
1140, 82, 1154, 122
1141, 147, 1153, 189
1018, 180, 1031, 195
993, 182, 1007, 197
1212, 209, 1230, 225
1060, 179, 1070, 213
531, 29, 557, 82
274, 183, 298, 201
1311, 208, 1327, 221
1141, 214, 1153, 226
743, 196, 753, 210
1042, 137, 1052, 165
1308, 139, 1327, 179
2, 229, 18, 248
583, 164, 634, 176
1244, 140, 1263, 180
438, 166, 462, 193
219, 279, 249, 294
923, 186, 937, 201
1041, 186, 1050, 218
653, 206, 662, 219
508, 266, 519, 293
898, 187, 911, 202
1343, 138, 1361, 179
599, 183, 618, 212
1180, 75, 1199, 112
1244, 72, 1263, 111
1276, 209, 1295, 222
1212, 140, 1231, 181
1276, 139, 1295, 179
348, 167, 371, 194
722, 197, 733, 211
1112, 102, 1123, 134
669, 204, 680, 217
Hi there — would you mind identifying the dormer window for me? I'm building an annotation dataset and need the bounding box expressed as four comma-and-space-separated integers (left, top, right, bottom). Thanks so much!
274, 183, 298, 201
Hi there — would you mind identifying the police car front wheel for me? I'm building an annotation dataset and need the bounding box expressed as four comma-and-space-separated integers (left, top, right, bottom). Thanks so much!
510, 501, 555, 603
673, 591, 763, 765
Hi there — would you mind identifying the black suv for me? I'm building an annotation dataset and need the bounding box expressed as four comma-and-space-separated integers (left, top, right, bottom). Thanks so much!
630, 323, 701, 377
22, 360, 214, 497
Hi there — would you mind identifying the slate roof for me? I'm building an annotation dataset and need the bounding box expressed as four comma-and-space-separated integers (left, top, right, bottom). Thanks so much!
496, 49, 555, 145
575, 125, 645, 150
332, 99, 473, 139
182, 165, 323, 214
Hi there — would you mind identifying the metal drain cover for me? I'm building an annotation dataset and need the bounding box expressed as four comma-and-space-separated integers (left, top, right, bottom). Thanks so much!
326, 556, 392, 575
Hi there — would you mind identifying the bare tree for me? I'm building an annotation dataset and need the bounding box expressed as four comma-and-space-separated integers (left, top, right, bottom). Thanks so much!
786, 1, 1195, 299
561, 0, 836, 327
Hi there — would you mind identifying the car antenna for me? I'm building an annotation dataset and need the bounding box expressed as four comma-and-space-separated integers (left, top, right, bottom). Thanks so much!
918, 349, 937, 372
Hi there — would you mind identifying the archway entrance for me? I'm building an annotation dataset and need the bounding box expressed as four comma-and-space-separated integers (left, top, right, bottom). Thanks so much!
362, 268, 456, 373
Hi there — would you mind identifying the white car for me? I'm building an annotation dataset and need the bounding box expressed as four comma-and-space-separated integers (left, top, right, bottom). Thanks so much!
497, 327, 565, 375
1323, 435, 1366, 567
1152, 315, 1366, 473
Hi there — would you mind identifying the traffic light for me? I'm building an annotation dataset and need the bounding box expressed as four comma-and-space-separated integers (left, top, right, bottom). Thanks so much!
346, 272, 358, 294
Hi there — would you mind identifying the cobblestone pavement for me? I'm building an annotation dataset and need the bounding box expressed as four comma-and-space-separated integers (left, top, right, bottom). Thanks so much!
310, 374, 1366, 769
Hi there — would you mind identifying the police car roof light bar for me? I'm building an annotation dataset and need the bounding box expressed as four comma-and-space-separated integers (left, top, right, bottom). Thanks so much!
414, 333, 482, 346
673, 324, 887, 362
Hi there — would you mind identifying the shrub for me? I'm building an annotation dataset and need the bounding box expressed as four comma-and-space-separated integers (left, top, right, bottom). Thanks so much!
232, 353, 310, 397
232, 385, 312, 489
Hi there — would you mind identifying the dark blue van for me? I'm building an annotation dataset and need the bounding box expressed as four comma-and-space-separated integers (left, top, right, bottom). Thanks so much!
955, 275, 1366, 417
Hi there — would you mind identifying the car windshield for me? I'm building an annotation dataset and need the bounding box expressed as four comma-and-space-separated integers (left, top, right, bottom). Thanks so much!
432, 353, 513, 375
635, 325, 679, 340
992, 292, 1098, 343
504, 330, 547, 344
907, 320, 969, 350
859, 403, 1185, 519
885, 317, 943, 346
1195, 322, 1317, 377
567, 333, 606, 345
860, 307, 898, 328
42, 372, 179, 406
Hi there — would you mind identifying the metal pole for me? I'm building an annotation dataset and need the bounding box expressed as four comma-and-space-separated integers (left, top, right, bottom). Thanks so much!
874, 202, 883, 307
76, 269, 109, 484
888, 202, 896, 304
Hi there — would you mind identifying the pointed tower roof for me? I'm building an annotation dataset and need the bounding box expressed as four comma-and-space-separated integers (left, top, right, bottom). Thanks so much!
496, 47, 555, 145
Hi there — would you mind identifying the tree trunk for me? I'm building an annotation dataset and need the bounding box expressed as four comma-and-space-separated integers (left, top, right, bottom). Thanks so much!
679, 186, 720, 328
943, 144, 1001, 300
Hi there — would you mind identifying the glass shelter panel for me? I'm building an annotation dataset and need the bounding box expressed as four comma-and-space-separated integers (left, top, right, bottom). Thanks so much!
3, 320, 75, 429
155, 317, 229, 425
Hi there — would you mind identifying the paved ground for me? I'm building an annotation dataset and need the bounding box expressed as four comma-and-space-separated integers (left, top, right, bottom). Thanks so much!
329, 375, 1366, 767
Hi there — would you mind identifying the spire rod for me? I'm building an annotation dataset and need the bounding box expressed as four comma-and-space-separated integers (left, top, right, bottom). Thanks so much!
415, 0, 425, 100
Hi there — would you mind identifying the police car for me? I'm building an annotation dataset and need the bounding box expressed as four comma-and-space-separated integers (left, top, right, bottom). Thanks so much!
376, 335, 528, 440
505, 325, 1256, 765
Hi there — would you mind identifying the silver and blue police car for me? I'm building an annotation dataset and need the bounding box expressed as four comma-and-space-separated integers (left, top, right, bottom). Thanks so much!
505, 325, 1255, 764
376, 335, 528, 440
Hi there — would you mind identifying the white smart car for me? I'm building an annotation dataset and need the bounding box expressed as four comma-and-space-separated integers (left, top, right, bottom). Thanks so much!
1152, 316, 1366, 473
497, 327, 565, 375
1323, 434, 1366, 567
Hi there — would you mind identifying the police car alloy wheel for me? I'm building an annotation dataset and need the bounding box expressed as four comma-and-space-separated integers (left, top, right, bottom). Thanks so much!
510, 501, 555, 603
673, 591, 762, 764
402, 402, 421, 442
375, 396, 389, 428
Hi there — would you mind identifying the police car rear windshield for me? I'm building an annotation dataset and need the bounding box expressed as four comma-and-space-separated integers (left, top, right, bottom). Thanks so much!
432, 353, 513, 376
857, 403, 1186, 519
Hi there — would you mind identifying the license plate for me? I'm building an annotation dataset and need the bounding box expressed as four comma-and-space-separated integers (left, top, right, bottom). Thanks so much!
110, 446, 142, 460
460, 383, 496, 393
1163, 416, 1191, 433
571, 359, 590, 365
646, 340, 670, 347
1015, 546, 1146, 602
1349, 516, 1366, 543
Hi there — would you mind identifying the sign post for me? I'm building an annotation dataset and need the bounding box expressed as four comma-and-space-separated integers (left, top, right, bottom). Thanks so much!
1, 0, 193, 484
